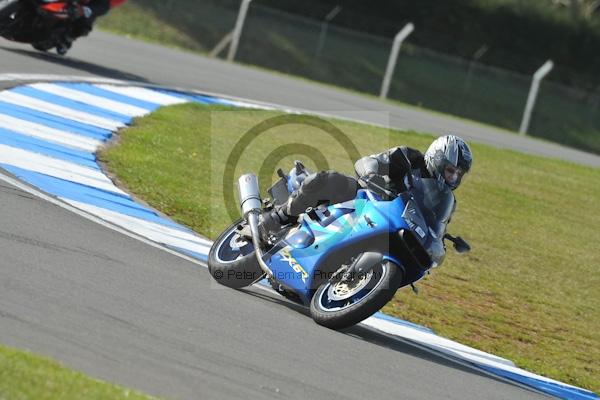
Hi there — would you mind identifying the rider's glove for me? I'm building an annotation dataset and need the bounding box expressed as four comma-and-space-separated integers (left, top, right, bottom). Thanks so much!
367, 173, 391, 190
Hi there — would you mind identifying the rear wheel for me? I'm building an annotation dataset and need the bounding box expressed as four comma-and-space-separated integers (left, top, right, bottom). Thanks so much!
32, 41, 52, 52
310, 259, 403, 329
0, 0, 20, 35
208, 219, 264, 289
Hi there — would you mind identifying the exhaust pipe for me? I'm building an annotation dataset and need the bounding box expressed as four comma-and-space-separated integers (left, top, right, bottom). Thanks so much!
238, 174, 262, 217
237, 174, 274, 279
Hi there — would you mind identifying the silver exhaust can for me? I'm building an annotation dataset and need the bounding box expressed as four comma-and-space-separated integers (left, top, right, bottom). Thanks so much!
238, 174, 262, 217
238, 174, 274, 279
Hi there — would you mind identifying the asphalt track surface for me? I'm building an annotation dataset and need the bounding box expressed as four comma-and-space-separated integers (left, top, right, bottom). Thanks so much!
2, 31, 599, 168
0, 30, 570, 399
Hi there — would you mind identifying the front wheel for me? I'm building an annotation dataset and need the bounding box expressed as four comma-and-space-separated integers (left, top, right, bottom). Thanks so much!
310, 260, 403, 329
208, 219, 264, 289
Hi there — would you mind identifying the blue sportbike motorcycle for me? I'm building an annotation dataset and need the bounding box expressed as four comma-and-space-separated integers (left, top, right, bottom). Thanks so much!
208, 160, 470, 329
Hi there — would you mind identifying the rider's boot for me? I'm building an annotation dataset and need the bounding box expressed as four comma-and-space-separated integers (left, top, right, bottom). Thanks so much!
259, 206, 294, 243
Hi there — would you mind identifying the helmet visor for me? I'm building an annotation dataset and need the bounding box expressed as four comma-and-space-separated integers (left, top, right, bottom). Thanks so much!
443, 164, 467, 187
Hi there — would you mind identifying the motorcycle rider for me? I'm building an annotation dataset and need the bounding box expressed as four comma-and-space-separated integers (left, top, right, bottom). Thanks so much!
260, 135, 473, 237
56, 0, 112, 54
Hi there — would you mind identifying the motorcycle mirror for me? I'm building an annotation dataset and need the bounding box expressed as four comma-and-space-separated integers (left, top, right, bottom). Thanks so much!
392, 150, 414, 187
444, 234, 471, 253
398, 152, 411, 171
452, 236, 471, 253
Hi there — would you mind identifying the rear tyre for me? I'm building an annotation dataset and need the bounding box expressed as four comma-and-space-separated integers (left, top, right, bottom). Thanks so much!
32, 42, 52, 52
0, 0, 19, 35
310, 259, 403, 330
208, 219, 264, 289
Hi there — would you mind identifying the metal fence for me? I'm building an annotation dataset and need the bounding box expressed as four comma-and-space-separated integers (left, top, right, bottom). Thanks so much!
134, 0, 600, 154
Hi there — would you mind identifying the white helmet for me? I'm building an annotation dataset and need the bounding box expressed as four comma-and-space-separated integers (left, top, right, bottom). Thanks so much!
424, 135, 473, 190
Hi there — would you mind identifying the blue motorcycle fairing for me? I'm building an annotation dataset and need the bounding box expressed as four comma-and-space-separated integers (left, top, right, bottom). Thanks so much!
265, 190, 410, 304
382, 254, 403, 269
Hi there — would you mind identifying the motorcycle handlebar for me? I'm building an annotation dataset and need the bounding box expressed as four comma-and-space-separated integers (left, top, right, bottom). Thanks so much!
358, 176, 398, 199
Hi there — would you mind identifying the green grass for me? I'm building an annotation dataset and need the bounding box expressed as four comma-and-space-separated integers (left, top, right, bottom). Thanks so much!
0, 344, 156, 399
99, 103, 600, 394
97, 0, 235, 53
97, 0, 600, 154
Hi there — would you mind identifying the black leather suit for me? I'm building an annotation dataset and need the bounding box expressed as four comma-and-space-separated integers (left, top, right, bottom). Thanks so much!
282, 146, 428, 217
70, 0, 111, 38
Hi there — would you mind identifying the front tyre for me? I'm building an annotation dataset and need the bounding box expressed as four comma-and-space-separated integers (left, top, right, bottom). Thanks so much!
310, 260, 403, 329
208, 219, 264, 289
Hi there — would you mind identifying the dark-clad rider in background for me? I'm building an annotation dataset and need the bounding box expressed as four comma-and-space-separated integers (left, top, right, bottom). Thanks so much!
56, 0, 111, 54
260, 135, 473, 240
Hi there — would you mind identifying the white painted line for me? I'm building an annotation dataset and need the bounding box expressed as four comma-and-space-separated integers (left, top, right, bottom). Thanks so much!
0, 113, 102, 152
364, 317, 515, 367
0, 169, 205, 266
216, 98, 276, 110
0, 91, 125, 131
0, 74, 127, 84
30, 83, 151, 118
362, 316, 581, 392
95, 85, 188, 106
0, 144, 126, 195
64, 200, 213, 254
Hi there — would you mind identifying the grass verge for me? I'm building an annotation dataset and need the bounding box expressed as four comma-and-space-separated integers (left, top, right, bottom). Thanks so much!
99, 103, 600, 393
0, 344, 156, 399
97, 0, 600, 154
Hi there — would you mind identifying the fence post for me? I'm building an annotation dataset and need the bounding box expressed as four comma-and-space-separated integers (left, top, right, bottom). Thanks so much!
380, 23, 414, 100
459, 44, 489, 111
227, 0, 253, 62
315, 5, 343, 59
519, 60, 554, 135
210, 31, 234, 58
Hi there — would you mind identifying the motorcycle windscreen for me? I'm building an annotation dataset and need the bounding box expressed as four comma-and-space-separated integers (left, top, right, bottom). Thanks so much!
411, 178, 454, 238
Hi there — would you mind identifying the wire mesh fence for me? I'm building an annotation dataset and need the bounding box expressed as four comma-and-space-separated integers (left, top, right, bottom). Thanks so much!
388, 45, 532, 132
237, 5, 391, 95
113, 0, 600, 155
531, 81, 600, 152
235, 4, 600, 154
